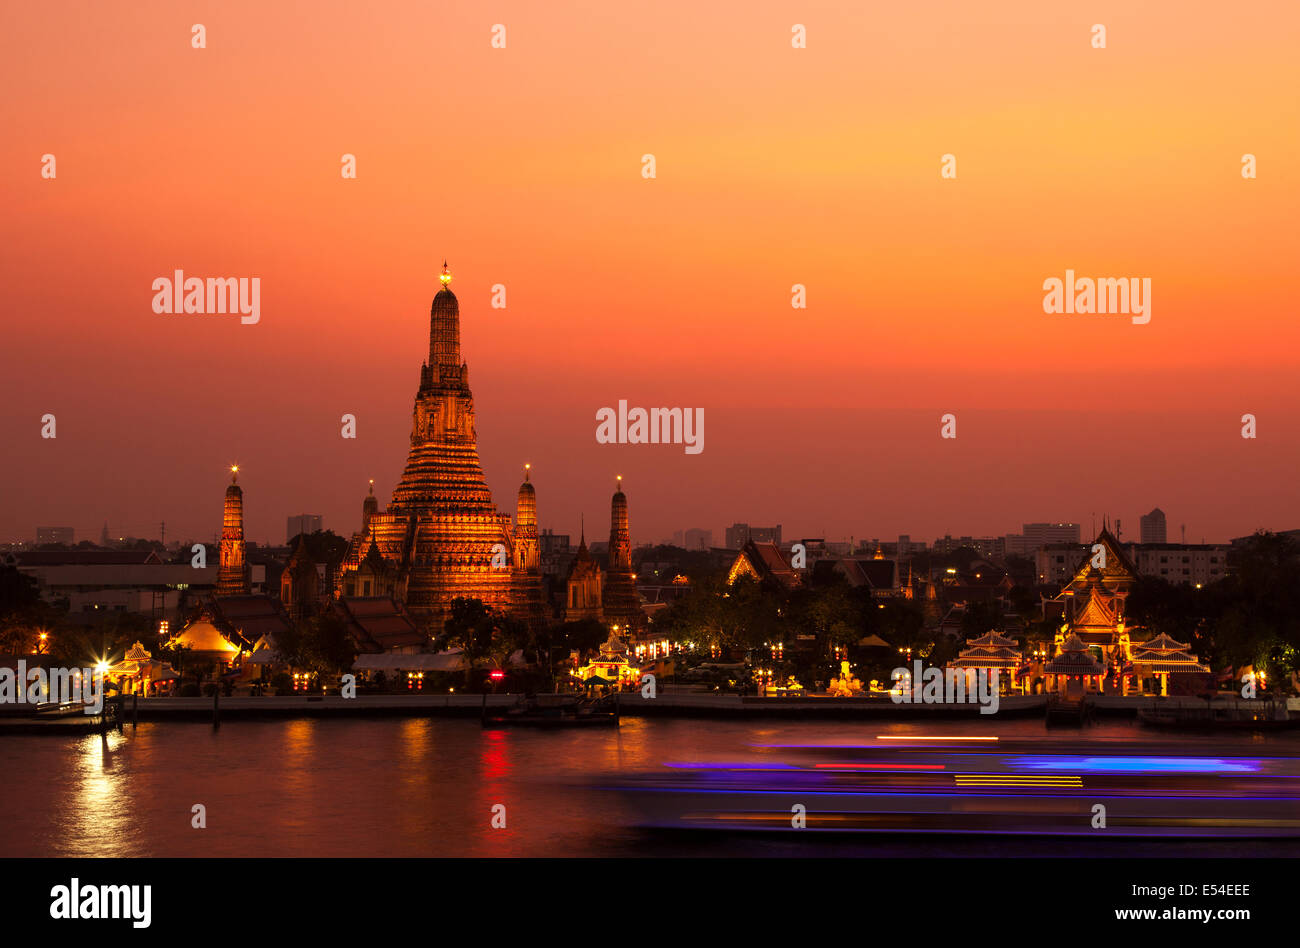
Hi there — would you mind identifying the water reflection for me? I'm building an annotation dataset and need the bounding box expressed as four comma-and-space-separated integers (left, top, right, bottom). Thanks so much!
2, 717, 1296, 857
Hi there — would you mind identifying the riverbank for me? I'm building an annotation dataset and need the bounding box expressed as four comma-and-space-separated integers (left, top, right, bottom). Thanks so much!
4, 691, 1274, 732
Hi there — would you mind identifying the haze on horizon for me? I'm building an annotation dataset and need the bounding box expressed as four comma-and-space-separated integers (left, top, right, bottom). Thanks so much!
2, 1, 1298, 548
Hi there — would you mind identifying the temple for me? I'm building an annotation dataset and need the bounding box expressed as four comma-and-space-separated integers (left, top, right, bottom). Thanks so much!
601, 476, 646, 635
216, 466, 250, 596
510, 465, 548, 634
335, 264, 515, 632
334, 263, 650, 640
1035, 524, 1208, 695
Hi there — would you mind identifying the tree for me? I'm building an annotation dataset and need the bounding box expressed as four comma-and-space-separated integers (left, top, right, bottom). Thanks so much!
719, 575, 784, 652
959, 600, 1003, 639
554, 618, 607, 658
300, 612, 356, 675
439, 597, 501, 685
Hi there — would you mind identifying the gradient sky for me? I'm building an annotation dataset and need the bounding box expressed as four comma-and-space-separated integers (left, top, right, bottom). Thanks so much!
3, 1, 1298, 547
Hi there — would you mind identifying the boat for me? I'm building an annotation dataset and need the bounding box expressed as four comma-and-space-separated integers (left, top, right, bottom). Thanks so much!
603, 737, 1300, 837
482, 693, 619, 728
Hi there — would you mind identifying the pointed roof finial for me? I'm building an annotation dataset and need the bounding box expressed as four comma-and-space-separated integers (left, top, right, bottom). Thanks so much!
439, 260, 452, 287
230, 464, 239, 484
367, 478, 374, 495
524, 463, 531, 482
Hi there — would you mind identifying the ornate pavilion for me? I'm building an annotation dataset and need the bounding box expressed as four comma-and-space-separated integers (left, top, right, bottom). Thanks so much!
1124, 632, 1209, 696
1036, 525, 1209, 696
948, 630, 1023, 692
577, 631, 642, 689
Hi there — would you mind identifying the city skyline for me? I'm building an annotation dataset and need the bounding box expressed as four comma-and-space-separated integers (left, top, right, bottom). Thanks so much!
7, 502, 1276, 551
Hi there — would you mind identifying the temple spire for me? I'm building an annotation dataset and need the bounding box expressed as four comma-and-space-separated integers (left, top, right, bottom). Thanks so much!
217, 466, 250, 596
429, 261, 461, 369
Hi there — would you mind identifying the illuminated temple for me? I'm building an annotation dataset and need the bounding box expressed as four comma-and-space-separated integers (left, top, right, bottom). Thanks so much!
335, 264, 645, 638
216, 466, 250, 597
1039, 525, 1208, 695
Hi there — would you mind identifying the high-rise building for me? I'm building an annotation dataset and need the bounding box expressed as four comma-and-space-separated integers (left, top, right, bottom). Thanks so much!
683, 528, 712, 549
1006, 522, 1081, 556
933, 535, 1005, 557
1140, 508, 1167, 544
286, 514, 323, 542
725, 523, 782, 549
217, 466, 251, 597
35, 527, 75, 545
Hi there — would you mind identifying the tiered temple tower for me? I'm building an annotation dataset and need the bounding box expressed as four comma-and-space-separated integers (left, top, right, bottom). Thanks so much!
510, 465, 548, 633
216, 466, 250, 597
335, 264, 514, 633
601, 475, 645, 634
361, 479, 378, 532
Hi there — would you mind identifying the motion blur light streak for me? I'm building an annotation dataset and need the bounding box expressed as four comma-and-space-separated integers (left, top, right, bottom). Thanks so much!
813, 763, 947, 770
876, 736, 1000, 742
608, 739, 1300, 838
1007, 756, 1261, 774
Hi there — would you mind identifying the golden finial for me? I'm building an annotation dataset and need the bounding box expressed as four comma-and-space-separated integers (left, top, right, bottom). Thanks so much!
439, 260, 452, 287
230, 464, 239, 483
368, 478, 374, 495
524, 463, 531, 481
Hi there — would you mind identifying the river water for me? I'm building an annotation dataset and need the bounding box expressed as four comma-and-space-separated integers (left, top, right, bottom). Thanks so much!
4, 716, 1298, 857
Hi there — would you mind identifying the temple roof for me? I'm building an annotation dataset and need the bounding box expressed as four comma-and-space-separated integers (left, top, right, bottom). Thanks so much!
1044, 651, 1104, 675
1044, 632, 1104, 675
1068, 527, 1138, 588
965, 630, 1020, 649
172, 618, 241, 655
202, 595, 294, 649
1132, 632, 1192, 653
598, 633, 629, 658
950, 645, 1022, 668
814, 557, 897, 590
729, 540, 801, 589
1123, 657, 1209, 674
1071, 571, 1119, 629
334, 597, 426, 653
124, 641, 152, 663
7, 550, 162, 567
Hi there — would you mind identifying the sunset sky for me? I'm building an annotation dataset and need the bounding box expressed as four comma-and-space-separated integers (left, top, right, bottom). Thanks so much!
3, 1, 1298, 547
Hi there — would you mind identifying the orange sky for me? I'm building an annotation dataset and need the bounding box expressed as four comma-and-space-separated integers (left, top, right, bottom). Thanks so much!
2, 1, 1298, 546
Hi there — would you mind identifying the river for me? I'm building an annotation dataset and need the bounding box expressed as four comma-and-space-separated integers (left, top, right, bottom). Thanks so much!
4, 716, 1299, 857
